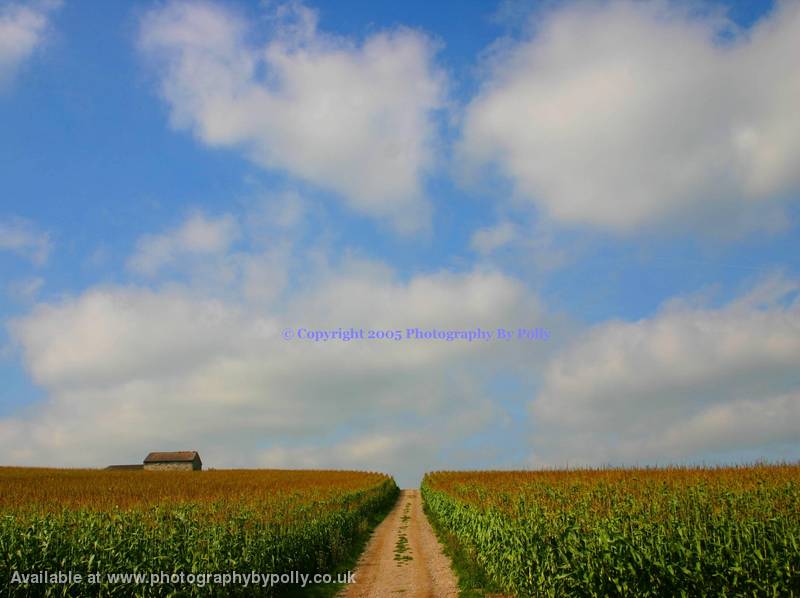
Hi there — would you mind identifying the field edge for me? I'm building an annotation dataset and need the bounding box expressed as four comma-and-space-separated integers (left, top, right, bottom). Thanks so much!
420, 481, 505, 598
285, 482, 401, 598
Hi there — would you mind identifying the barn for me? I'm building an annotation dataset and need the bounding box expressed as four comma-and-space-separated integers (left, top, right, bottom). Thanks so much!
143, 451, 202, 471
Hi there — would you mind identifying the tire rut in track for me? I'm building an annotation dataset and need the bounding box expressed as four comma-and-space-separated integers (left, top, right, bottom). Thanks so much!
339, 489, 459, 598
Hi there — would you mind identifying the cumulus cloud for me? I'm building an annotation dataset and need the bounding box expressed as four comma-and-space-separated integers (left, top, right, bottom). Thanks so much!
459, 0, 800, 233
127, 212, 239, 276
6, 205, 796, 479
469, 218, 574, 273
3, 208, 553, 484
138, 1, 446, 232
0, 217, 51, 265
470, 221, 518, 254
530, 273, 800, 465
256, 406, 500, 484
0, 0, 60, 88
10, 287, 253, 390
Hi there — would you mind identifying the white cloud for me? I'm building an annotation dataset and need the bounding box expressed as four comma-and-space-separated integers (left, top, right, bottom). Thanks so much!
0, 0, 60, 88
255, 406, 500, 486
7, 205, 796, 479
258, 432, 431, 472
239, 250, 290, 305
530, 274, 800, 465
469, 218, 574, 273
250, 190, 308, 232
470, 221, 518, 254
0, 218, 51, 265
126, 209, 295, 303
648, 393, 800, 458
3, 215, 553, 484
127, 212, 239, 276
138, 1, 446, 232
459, 0, 800, 233
9, 287, 254, 390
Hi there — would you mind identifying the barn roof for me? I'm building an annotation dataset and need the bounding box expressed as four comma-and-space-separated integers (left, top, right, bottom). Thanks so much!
144, 451, 201, 463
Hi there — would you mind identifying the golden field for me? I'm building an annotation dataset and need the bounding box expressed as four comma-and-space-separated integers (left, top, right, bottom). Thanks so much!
422, 464, 800, 597
1, 467, 399, 596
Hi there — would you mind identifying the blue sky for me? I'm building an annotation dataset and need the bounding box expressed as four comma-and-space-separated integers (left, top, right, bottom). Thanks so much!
1, 0, 799, 486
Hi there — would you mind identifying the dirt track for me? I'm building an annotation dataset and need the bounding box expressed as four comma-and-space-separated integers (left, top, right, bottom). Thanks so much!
340, 489, 459, 598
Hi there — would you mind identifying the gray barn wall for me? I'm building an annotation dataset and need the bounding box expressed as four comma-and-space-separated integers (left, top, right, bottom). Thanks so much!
143, 462, 199, 471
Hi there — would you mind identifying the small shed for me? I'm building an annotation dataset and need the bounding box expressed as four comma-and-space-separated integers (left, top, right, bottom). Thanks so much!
143, 451, 202, 471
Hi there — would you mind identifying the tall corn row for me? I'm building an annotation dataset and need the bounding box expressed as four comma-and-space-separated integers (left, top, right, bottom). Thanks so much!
422, 467, 800, 597
1, 471, 399, 597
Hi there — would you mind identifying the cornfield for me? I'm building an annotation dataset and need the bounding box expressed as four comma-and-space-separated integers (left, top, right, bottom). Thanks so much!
0, 467, 399, 596
422, 464, 800, 597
